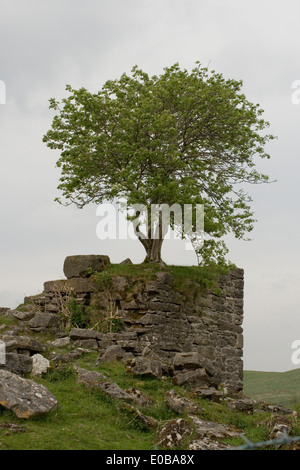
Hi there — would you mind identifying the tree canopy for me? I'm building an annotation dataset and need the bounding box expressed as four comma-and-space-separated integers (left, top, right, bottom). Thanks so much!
43, 62, 275, 265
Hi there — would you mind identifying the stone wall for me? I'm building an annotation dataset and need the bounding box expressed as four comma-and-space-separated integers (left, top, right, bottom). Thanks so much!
23, 256, 244, 394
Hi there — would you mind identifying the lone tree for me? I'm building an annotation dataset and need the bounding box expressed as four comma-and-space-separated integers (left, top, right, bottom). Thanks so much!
43, 63, 275, 265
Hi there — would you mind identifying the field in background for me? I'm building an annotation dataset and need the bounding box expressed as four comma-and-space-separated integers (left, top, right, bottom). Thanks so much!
244, 369, 300, 408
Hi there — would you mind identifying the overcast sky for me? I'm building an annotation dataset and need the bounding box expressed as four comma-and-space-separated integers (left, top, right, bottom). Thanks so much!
0, 0, 299, 372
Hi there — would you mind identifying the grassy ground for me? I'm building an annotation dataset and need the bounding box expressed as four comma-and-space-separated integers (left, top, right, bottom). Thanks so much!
244, 369, 300, 408
0, 353, 286, 450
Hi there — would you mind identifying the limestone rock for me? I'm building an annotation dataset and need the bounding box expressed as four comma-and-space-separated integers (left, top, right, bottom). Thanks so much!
28, 312, 62, 332
166, 390, 203, 415
226, 397, 254, 414
189, 415, 242, 440
63, 255, 110, 279
1, 335, 47, 354
125, 357, 162, 379
172, 368, 209, 387
0, 370, 58, 418
31, 354, 50, 376
3, 352, 33, 376
51, 336, 70, 347
122, 403, 157, 429
156, 418, 193, 448
97, 344, 132, 363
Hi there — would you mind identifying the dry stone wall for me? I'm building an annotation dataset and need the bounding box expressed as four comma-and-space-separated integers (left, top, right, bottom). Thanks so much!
22, 256, 244, 393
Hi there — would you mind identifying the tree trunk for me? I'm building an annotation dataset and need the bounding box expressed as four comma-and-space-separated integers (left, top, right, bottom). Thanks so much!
133, 207, 167, 264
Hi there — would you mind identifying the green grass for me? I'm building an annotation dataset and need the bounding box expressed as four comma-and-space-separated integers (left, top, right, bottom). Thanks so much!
244, 369, 300, 409
0, 353, 284, 450
92, 262, 230, 295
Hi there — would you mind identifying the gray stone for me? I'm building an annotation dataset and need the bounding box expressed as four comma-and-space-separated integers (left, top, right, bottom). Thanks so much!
226, 397, 254, 413
97, 345, 132, 363
31, 354, 50, 376
119, 258, 133, 265
122, 403, 157, 429
51, 336, 71, 347
63, 254, 110, 279
166, 390, 203, 415
28, 312, 62, 332
172, 368, 209, 387
189, 415, 242, 440
3, 352, 33, 376
156, 419, 193, 448
1, 335, 47, 354
69, 328, 99, 341
0, 369, 58, 418
125, 357, 162, 379
43, 278, 98, 294
12, 310, 36, 321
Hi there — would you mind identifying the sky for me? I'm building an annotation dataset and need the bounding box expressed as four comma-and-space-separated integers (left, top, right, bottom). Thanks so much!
0, 0, 300, 372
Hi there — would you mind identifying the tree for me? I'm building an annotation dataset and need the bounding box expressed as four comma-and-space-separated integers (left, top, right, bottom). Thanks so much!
43, 63, 275, 265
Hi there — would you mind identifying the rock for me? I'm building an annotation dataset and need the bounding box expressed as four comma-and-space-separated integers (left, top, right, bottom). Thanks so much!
43, 278, 98, 294
51, 337, 71, 347
97, 345, 132, 363
188, 438, 232, 450
73, 339, 99, 350
172, 368, 209, 387
0, 422, 27, 434
12, 310, 36, 322
124, 388, 154, 407
69, 328, 99, 341
172, 352, 215, 376
125, 357, 162, 379
74, 366, 108, 387
31, 354, 50, 376
28, 312, 62, 332
155, 272, 174, 286
63, 255, 110, 279
194, 387, 224, 401
50, 349, 84, 364
3, 352, 33, 376
0, 370, 58, 418
1, 335, 47, 354
119, 258, 133, 265
226, 397, 254, 414
122, 403, 157, 429
261, 403, 296, 416
189, 415, 242, 440
156, 419, 193, 448
166, 390, 203, 415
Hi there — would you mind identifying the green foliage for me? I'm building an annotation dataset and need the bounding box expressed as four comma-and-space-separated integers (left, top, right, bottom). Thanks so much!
67, 298, 90, 328
43, 62, 275, 266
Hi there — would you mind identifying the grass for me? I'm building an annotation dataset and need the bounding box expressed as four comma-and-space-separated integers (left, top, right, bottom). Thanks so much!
0, 351, 288, 450
244, 369, 300, 409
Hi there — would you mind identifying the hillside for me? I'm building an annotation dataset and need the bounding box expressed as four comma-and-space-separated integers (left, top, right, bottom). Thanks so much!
244, 369, 300, 408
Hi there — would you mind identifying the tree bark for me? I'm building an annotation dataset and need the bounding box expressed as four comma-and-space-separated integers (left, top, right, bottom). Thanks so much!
134, 207, 167, 264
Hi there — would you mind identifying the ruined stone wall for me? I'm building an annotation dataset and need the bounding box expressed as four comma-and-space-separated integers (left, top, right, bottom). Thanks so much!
24, 258, 244, 394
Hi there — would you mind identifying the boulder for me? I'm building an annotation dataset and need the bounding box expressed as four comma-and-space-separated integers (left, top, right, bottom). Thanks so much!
125, 357, 162, 379
63, 255, 110, 279
172, 368, 209, 387
166, 390, 203, 415
0, 370, 58, 418
156, 418, 193, 448
28, 312, 62, 332
226, 397, 254, 414
97, 344, 132, 363
1, 335, 47, 354
31, 354, 50, 376
3, 352, 33, 376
